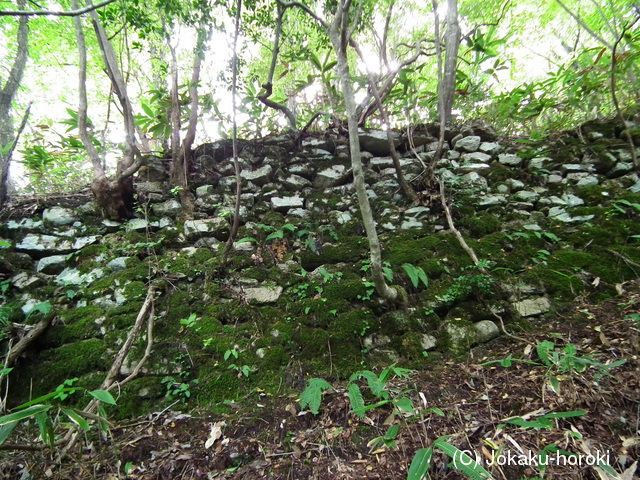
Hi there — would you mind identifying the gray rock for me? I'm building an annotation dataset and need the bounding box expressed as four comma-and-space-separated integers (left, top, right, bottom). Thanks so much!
15, 234, 99, 254
6, 218, 43, 231
125, 219, 152, 232
457, 162, 491, 174
56, 267, 105, 286
548, 206, 594, 223
479, 142, 503, 156
528, 157, 554, 171
462, 172, 488, 189
287, 208, 309, 218
405, 206, 431, 218
43, 207, 77, 226
420, 334, 437, 351
498, 153, 523, 167
301, 138, 336, 153
505, 178, 525, 191
314, 164, 348, 188
474, 320, 499, 343
359, 129, 401, 156
454, 136, 481, 152
184, 218, 230, 241
36, 255, 67, 274
576, 175, 600, 187
443, 319, 477, 355
514, 190, 540, 203
513, 297, 551, 317
282, 174, 311, 191
476, 195, 507, 208
400, 218, 423, 230
10, 272, 43, 290
238, 284, 283, 304
241, 165, 273, 186
547, 174, 563, 184
270, 195, 304, 213
107, 257, 130, 271
562, 163, 593, 174
460, 152, 492, 163
607, 162, 634, 179
152, 199, 182, 217
196, 185, 217, 197
136, 181, 164, 194
330, 211, 353, 224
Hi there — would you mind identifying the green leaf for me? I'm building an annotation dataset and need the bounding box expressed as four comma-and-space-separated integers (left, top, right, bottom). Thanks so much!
0, 421, 18, 446
536, 340, 555, 366
0, 405, 52, 426
35, 411, 55, 448
347, 383, 365, 419
433, 437, 492, 479
89, 390, 116, 405
407, 448, 433, 480
299, 378, 334, 415
265, 230, 284, 242
236, 237, 257, 244
61, 407, 90, 431
543, 410, 586, 419
394, 396, 414, 414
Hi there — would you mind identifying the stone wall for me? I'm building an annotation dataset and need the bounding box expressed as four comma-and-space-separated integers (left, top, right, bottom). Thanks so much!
1, 119, 639, 415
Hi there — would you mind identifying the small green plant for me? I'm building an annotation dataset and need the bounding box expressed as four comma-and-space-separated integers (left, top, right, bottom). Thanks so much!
402, 263, 428, 290
532, 249, 551, 265
299, 365, 415, 419
536, 340, 626, 393
224, 348, 252, 378
438, 264, 494, 304
170, 186, 184, 196
162, 353, 199, 402
608, 199, 640, 216
0, 378, 116, 448
180, 313, 199, 332
407, 435, 492, 480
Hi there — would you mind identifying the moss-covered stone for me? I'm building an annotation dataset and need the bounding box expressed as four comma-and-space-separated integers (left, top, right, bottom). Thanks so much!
46, 306, 106, 346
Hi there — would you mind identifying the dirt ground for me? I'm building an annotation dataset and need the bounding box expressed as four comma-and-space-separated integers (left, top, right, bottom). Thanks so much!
1, 282, 639, 480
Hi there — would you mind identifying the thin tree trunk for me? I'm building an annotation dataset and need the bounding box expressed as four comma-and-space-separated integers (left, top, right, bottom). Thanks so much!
223, 0, 244, 264
0, 0, 29, 206
328, 1, 397, 303
257, 5, 297, 130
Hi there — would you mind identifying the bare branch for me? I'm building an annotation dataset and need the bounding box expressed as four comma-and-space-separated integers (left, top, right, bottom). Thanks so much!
0, 0, 116, 16
554, 0, 613, 49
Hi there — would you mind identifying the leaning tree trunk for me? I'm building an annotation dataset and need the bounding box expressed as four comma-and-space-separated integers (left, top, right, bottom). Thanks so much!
74, 0, 138, 219
0, 0, 29, 206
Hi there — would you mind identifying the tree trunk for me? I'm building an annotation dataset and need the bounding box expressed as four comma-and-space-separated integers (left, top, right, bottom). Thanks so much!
91, 175, 135, 220
327, 1, 397, 304
0, 0, 29, 206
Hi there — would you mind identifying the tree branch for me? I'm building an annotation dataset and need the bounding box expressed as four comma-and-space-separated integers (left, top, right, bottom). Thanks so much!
0, 0, 116, 16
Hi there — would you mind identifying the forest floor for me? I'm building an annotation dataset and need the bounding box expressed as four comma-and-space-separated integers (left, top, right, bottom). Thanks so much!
1, 282, 639, 480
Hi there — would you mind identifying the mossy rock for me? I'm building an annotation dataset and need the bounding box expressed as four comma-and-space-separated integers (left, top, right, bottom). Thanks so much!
112, 376, 166, 420
46, 306, 106, 346
299, 236, 367, 270
19, 339, 109, 397
441, 317, 476, 356
459, 214, 502, 237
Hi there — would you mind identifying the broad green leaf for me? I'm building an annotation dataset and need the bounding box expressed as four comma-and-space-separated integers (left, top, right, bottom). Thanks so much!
394, 397, 414, 414
61, 407, 90, 431
347, 383, 365, 419
433, 437, 492, 479
265, 230, 284, 242
0, 421, 18, 445
0, 405, 52, 425
299, 378, 334, 415
89, 390, 116, 405
407, 448, 433, 480
35, 411, 54, 448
